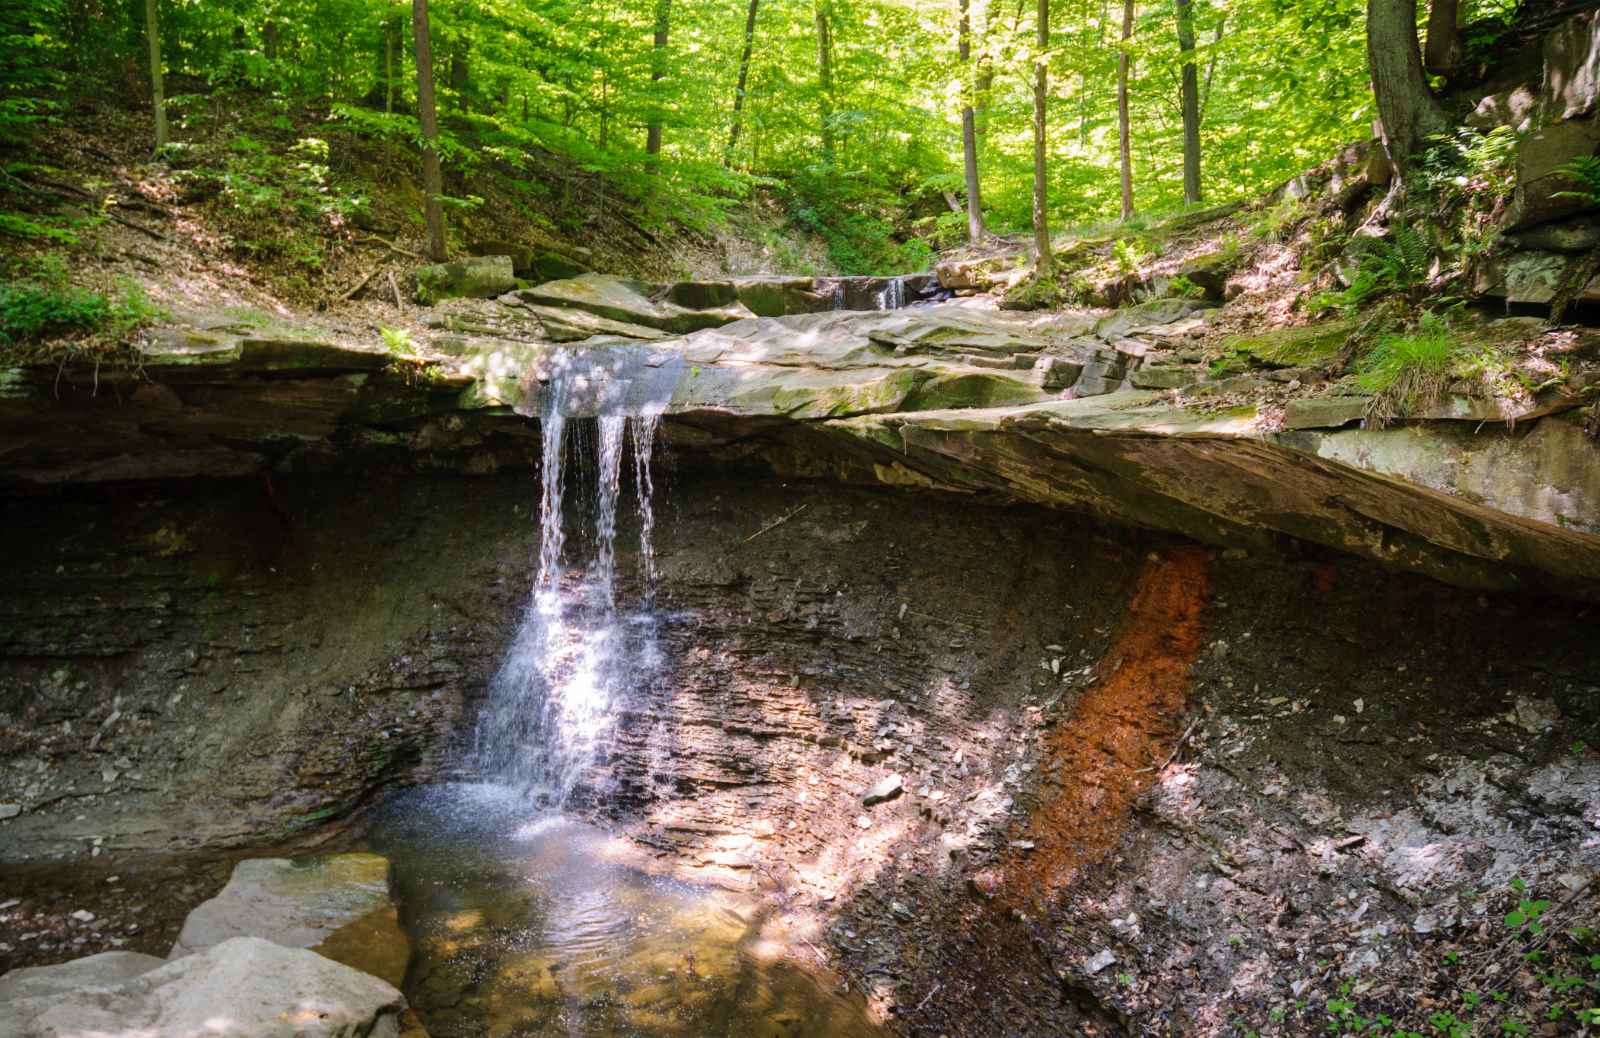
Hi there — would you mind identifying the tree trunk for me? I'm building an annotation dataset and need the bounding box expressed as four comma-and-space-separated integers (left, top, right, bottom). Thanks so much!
145, 0, 167, 149
383, 11, 396, 113
1117, 0, 1134, 220
1368, 0, 1449, 176
816, 1, 835, 163
1423, 0, 1461, 75
1032, 0, 1053, 277
725, 0, 760, 164
959, 0, 986, 242
1176, 0, 1201, 204
412, 0, 447, 262
646, 0, 672, 156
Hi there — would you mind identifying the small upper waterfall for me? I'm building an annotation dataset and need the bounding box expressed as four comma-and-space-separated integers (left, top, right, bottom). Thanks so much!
472, 374, 662, 809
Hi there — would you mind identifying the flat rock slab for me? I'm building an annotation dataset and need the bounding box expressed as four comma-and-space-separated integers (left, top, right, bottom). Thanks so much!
0, 936, 405, 1038
0, 950, 164, 1002
170, 852, 394, 959
517, 274, 755, 334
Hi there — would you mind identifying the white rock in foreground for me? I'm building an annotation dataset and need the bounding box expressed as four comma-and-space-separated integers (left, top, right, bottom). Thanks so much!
171, 852, 391, 958
0, 936, 405, 1038
0, 950, 164, 1002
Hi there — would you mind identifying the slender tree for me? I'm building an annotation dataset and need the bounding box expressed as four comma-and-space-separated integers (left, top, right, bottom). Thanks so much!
1423, 0, 1461, 74
724, 0, 760, 164
1032, 0, 1053, 277
413, 0, 447, 261
1117, 0, 1134, 220
1175, 0, 1201, 204
646, 0, 672, 156
144, 0, 167, 149
1367, 0, 1448, 177
816, 0, 836, 163
958, 0, 986, 242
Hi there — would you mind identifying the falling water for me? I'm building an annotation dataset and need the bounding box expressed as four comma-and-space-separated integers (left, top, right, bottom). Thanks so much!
631, 413, 660, 599
471, 384, 660, 809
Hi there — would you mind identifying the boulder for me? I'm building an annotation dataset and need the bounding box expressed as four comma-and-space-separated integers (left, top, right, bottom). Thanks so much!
1505, 214, 1600, 252
1542, 10, 1600, 122
0, 951, 164, 1002
528, 250, 591, 283
1472, 250, 1600, 305
517, 274, 754, 333
171, 853, 394, 960
1282, 396, 1371, 430
1094, 298, 1211, 340
1465, 84, 1540, 133
0, 936, 406, 1038
467, 240, 535, 275
732, 277, 837, 317
414, 256, 517, 304
1177, 250, 1240, 299
1503, 118, 1600, 231
1130, 364, 1200, 390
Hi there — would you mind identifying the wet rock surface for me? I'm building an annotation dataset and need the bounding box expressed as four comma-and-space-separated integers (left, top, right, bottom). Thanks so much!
0, 472, 1597, 1035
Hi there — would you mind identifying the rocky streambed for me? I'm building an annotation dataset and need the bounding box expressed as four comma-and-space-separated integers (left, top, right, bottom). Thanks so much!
2, 274, 1599, 1036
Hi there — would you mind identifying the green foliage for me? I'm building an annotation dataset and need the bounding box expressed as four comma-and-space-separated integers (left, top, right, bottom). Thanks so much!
1354, 311, 1459, 419
1553, 156, 1600, 207
379, 326, 414, 355
1313, 225, 1433, 313
1113, 237, 1151, 274
0, 274, 162, 348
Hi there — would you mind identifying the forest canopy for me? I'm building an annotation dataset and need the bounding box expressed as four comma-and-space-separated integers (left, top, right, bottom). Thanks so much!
0, 0, 1517, 272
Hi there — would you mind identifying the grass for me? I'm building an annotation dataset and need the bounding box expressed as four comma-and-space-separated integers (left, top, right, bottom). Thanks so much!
1354, 313, 1459, 421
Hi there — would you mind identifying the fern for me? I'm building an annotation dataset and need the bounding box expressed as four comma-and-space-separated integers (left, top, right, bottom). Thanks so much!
1553, 156, 1600, 206
1311, 225, 1433, 313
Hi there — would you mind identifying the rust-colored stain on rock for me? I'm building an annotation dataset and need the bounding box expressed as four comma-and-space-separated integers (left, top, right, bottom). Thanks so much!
1003, 544, 1212, 905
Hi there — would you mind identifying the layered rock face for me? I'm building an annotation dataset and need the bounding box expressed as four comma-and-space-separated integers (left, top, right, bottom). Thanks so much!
1, 474, 1596, 1036
4, 286, 1596, 599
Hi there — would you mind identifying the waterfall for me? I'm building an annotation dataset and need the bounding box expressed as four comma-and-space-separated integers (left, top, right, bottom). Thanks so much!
471, 384, 660, 809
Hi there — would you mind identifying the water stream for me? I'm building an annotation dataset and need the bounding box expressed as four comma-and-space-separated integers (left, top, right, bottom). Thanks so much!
371, 367, 882, 1036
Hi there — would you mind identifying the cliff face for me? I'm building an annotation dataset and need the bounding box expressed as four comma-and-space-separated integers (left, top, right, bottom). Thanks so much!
2, 469, 1597, 1035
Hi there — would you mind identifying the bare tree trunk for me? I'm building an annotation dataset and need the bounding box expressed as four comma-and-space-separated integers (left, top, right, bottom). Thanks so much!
145, 0, 167, 149
1117, 0, 1134, 220
412, 0, 447, 262
1368, 0, 1449, 177
1176, 0, 1201, 204
646, 0, 672, 156
959, 0, 986, 242
816, 1, 835, 163
725, 0, 760, 164
1423, 0, 1461, 74
1033, 0, 1053, 277
383, 11, 396, 113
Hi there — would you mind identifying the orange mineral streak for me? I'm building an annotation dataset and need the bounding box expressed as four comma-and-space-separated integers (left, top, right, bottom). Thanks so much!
1002, 544, 1212, 906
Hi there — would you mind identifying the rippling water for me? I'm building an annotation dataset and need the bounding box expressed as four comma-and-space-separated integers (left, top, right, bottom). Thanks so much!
368, 785, 884, 1038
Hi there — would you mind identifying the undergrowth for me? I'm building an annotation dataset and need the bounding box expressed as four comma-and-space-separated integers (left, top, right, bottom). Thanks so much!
1354, 312, 1460, 421
0, 256, 164, 353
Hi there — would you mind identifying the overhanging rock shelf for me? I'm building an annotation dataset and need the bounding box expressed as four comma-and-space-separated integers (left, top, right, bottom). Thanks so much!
3, 274, 1598, 600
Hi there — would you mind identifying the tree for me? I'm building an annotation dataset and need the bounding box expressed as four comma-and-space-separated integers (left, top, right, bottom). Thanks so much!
1423, 0, 1461, 75
958, 0, 986, 242
646, 0, 672, 156
144, 0, 167, 149
816, 0, 836, 163
1117, 0, 1134, 220
412, 0, 447, 262
725, 0, 760, 164
1032, 0, 1053, 276
1175, 0, 1201, 204
1367, 0, 1448, 177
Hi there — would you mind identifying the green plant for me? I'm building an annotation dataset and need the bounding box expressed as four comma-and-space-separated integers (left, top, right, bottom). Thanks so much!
1113, 237, 1150, 274
1312, 224, 1433, 313
379, 326, 414, 355
1354, 311, 1458, 420
1553, 156, 1600, 207
1165, 274, 1204, 299
0, 276, 161, 348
